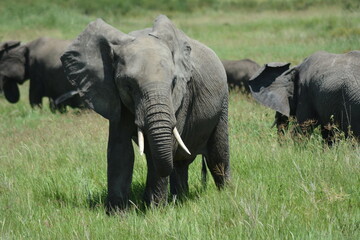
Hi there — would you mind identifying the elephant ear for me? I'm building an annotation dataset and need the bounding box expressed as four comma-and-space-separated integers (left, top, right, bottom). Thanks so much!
61, 18, 134, 120
3, 80, 20, 103
0, 41, 21, 53
149, 15, 193, 111
249, 62, 295, 117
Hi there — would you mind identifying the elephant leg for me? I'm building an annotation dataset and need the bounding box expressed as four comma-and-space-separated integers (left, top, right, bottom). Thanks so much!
321, 124, 336, 146
274, 111, 289, 135
295, 104, 318, 137
29, 80, 43, 108
143, 149, 169, 207
205, 108, 230, 189
170, 159, 194, 197
106, 114, 135, 212
49, 98, 57, 113
49, 98, 67, 113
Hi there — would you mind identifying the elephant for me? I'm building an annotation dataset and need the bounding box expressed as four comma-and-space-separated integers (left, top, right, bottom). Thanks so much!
0, 37, 84, 111
221, 59, 260, 93
248, 50, 360, 142
61, 15, 230, 211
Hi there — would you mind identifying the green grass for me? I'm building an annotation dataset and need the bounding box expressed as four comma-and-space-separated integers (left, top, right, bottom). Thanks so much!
1, 1, 360, 239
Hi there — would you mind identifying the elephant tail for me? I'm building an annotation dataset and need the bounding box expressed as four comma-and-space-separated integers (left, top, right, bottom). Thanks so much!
201, 155, 207, 189
54, 90, 79, 106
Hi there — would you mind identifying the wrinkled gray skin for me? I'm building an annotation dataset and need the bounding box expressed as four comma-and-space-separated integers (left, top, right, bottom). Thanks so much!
0, 38, 84, 111
222, 59, 260, 93
61, 16, 230, 211
249, 51, 360, 142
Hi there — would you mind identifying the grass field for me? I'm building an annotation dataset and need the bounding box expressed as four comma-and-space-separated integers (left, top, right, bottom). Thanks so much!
1, 1, 360, 239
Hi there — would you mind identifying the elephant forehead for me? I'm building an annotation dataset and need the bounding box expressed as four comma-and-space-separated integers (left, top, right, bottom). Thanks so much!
123, 42, 174, 80
125, 57, 174, 83
125, 36, 172, 59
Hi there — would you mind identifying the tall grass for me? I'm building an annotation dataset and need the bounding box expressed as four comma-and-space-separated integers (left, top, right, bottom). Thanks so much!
1, 1, 360, 239
1, 0, 359, 15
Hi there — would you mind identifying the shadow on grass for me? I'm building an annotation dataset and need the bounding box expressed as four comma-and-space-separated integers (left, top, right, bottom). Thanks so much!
86, 180, 208, 215
86, 182, 148, 214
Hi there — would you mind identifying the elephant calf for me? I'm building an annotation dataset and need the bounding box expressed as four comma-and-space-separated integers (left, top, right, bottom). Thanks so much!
222, 59, 260, 93
0, 38, 84, 111
249, 50, 360, 142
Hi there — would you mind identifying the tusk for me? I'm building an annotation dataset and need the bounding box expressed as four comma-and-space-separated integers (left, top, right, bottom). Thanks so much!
138, 128, 144, 156
173, 127, 191, 155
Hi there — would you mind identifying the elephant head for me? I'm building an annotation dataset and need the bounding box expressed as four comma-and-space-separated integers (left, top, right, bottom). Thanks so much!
0, 41, 27, 103
61, 16, 192, 177
248, 62, 298, 117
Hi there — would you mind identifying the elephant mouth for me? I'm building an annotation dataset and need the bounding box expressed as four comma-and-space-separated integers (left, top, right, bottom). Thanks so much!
137, 127, 191, 156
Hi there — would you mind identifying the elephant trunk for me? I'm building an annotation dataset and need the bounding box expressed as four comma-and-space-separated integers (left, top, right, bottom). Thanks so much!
141, 91, 176, 177
147, 123, 173, 177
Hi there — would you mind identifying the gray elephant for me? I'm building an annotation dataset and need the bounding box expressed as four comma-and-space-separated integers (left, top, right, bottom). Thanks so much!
222, 59, 260, 93
248, 51, 360, 142
61, 15, 230, 211
0, 37, 84, 111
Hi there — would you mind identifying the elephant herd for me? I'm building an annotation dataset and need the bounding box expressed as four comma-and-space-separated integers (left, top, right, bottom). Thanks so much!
1, 15, 359, 212
0, 38, 83, 112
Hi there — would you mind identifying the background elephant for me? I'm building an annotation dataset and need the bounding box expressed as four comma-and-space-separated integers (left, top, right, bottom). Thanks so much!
61, 16, 230, 211
248, 51, 360, 142
0, 37, 84, 111
0, 41, 22, 98
221, 59, 260, 93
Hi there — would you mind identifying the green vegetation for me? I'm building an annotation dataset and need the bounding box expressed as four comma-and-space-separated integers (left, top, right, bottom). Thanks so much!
1, 1, 360, 239
1, 0, 359, 15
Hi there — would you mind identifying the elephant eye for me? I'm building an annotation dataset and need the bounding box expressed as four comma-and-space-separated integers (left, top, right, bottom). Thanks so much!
126, 79, 139, 96
171, 76, 176, 92
125, 83, 132, 93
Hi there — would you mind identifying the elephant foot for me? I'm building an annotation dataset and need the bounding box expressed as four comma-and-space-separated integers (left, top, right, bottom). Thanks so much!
105, 196, 129, 214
